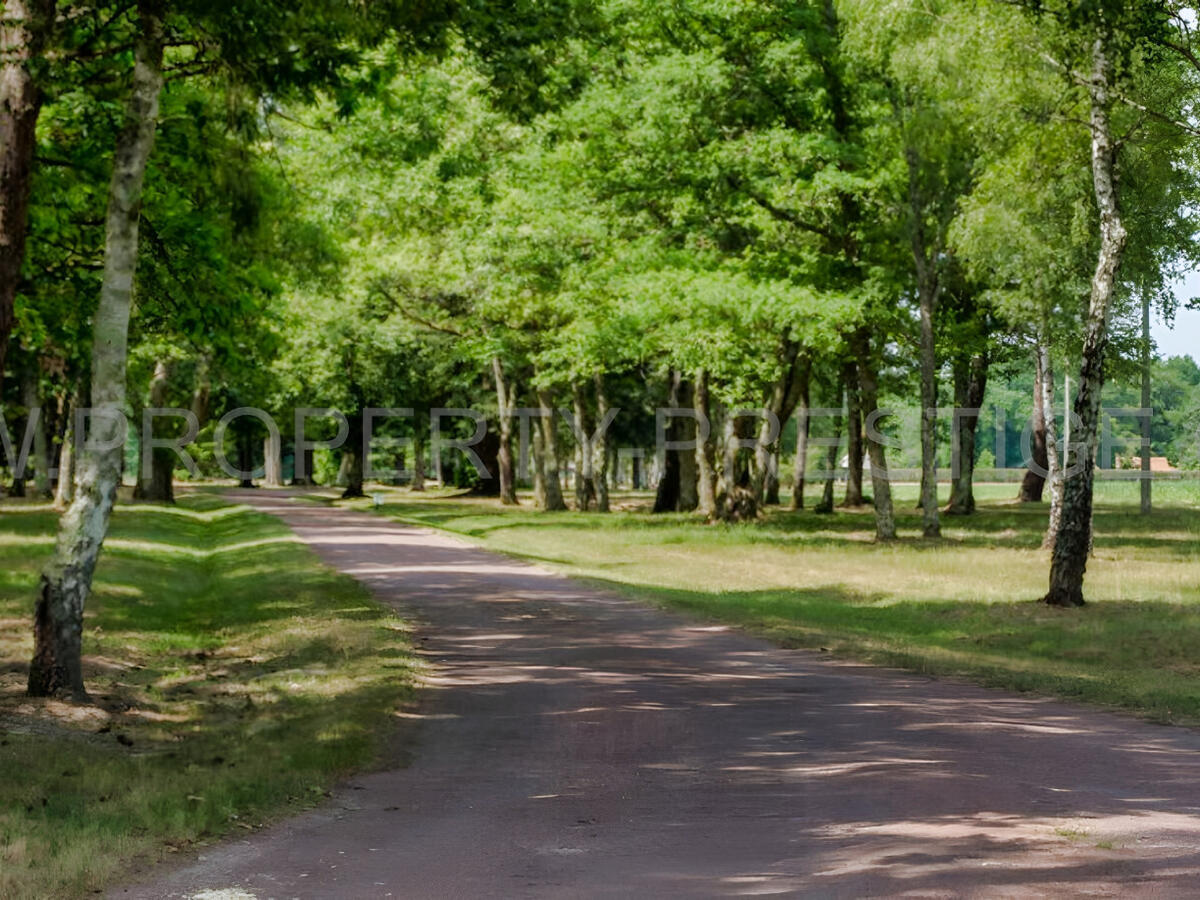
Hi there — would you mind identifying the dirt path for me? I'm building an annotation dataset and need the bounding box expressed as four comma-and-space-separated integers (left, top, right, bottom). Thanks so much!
113, 492, 1200, 898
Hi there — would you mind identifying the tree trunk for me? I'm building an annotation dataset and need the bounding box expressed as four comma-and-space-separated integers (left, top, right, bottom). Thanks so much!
719, 413, 759, 522
135, 358, 173, 503
764, 449, 781, 505
54, 388, 76, 509
945, 351, 988, 515
572, 381, 594, 511
492, 357, 518, 504
0, 0, 55, 392
654, 370, 683, 513
815, 393, 842, 514
676, 378, 698, 511
790, 365, 812, 510
694, 369, 718, 518
1018, 345, 1048, 502
535, 387, 566, 510
22, 367, 49, 497
753, 343, 800, 505
190, 354, 211, 427
1044, 39, 1127, 608
592, 374, 610, 512
1040, 343, 1063, 548
852, 330, 896, 541
907, 146, 942, 538
842, 360, 864, 506
29, 4, 164, 699
341, 406, 365, 498
237, 432, 255, 489
410, 432, 426, 491
263, 435, 283, 487
1140, 291, 1151, 515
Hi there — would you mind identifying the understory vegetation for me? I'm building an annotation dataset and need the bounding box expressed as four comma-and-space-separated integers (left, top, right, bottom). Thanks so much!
0, 494, 415, 898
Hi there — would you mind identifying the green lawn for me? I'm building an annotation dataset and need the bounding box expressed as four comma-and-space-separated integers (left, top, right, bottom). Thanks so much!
0, 493, 416, 898
349, 479, 1200, 724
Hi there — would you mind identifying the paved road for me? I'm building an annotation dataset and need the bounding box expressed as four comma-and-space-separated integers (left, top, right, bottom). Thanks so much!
114, 492, 1200, 898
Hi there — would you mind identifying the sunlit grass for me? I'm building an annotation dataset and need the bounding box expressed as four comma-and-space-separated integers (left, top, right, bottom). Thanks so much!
348, 478, 1200, 724
0, 494, 416, 899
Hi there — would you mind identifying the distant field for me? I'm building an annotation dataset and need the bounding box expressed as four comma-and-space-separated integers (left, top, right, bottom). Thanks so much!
348, 479, 1200, 724
0, 495, 415, 898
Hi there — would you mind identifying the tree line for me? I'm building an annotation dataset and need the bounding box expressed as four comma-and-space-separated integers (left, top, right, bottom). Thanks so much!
2, 0, 1199, 698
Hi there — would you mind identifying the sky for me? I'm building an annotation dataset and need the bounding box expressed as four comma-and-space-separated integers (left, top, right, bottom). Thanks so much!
1155, 270, 1200, 363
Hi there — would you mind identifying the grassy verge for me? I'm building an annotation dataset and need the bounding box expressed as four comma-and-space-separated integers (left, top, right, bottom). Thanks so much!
0, 492, 415, 898
342, 480, 1200, 724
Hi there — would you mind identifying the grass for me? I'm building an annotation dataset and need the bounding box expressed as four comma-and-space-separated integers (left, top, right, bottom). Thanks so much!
0, 492, 416, 898
340, 478, 1200, 725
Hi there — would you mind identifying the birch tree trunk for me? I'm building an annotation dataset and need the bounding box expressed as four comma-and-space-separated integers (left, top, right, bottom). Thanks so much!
1140, 292, 1152, 515
694, 368, 718, 519
1044, 38, 1127, 607
1040, 343, 1063, 548
907, 152, 941, 537
492, 357, 518, 505
0, 0, 55, 391
22, 367, 49, 497
29, 4, 164, 698
571, 381, 594, 511
54, 387, 76, 509
592, 373, 610, 513
1018, 345, 1048, 502
263, 435, 283, 487
790, 363, 812, 510
842, 360, 864, 506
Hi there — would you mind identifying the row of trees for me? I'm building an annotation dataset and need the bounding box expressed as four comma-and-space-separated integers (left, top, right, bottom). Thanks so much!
2, 0, 1198, 697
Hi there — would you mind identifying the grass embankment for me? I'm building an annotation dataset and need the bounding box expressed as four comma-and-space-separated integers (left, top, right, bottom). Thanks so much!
348, 480, 1200, 723
0, 493, 415, 898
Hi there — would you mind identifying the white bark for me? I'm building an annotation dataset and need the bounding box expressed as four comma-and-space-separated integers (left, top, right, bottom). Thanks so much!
1040, 342, 1062, 549
29, 4, 164, 697
1044, 37, 1128, 606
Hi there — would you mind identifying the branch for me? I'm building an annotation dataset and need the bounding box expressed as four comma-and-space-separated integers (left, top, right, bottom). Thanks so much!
373, 286, 465, 337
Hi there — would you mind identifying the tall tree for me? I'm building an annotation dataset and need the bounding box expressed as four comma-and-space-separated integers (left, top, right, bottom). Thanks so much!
29, 0, 165, 697
0, 0, 55, 387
